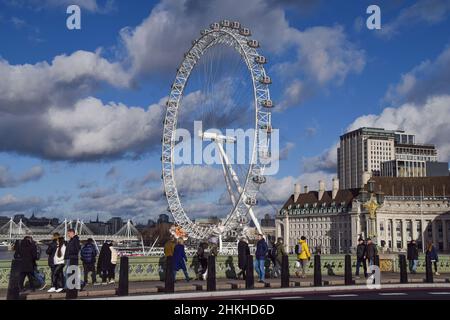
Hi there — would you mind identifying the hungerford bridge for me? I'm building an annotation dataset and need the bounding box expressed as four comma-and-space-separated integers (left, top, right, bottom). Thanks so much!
0, 218, 141, 243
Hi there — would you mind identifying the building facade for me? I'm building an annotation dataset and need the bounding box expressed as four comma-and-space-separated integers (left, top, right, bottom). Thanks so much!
338, 127, 396, 189
338, 127, 448, 189
277, 176, 450, 254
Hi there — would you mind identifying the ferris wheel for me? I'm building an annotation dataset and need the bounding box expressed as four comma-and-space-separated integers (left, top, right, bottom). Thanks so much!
161, 20, 274, 240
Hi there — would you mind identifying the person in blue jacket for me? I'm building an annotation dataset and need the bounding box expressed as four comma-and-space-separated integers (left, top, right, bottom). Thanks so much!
254, 233, 268, 283
173, 238, 192, 282
426, 241, 440, 276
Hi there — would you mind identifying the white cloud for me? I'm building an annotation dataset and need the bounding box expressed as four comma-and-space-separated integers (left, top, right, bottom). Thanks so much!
379, 0, 450, 39
385, 45, 450, 105
0, 165, 44, 188
349, 95, 450, 162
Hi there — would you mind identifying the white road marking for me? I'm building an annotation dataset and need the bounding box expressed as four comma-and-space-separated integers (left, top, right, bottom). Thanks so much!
379, 293, 408, 296
328, 294, 358, 298
429, 292, 450, 295
272, 296, 304, 300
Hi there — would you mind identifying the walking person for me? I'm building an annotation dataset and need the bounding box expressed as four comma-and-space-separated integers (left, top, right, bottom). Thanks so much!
295, 236, 311, 278
64, 229, 81, 291
426, 241, 440, 276
97, 242, 112, 285
48, 237, 66, 293
80, 238, 97, 285
109, 243, 118, 284
237, 237, 250, 280
46, 233, 60, 289
173, 238, 191, 282
366, 238, 378, 266
196, 242, 208, 280
407, 240, 419, 274
355, 238, 368, 279
254, 234, 268, 283
273, 237, 287, 278
15, 236, 38, 292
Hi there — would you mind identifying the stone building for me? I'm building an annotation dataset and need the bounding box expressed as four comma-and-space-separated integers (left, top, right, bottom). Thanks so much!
277, 176, 450, 254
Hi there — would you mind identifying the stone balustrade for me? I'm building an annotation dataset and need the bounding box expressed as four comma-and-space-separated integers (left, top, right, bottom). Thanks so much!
1, 254, 449, 289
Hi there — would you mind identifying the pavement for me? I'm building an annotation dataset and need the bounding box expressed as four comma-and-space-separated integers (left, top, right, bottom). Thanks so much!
1, 272, 449, 300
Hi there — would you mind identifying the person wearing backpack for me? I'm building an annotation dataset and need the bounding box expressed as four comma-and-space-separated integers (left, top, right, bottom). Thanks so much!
273, 237, 287, 278
48, 237, 66, 293
81, 238, 98, 285
355, 238, 368, 279
295, 236, 311, 278
196, 242, 208, 280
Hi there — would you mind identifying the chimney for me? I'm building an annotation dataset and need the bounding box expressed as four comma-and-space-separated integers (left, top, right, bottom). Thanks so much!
304, 186, 309, 194
318, 180, 325, 200
332, 178, 339, 200
294, 183, 301, 202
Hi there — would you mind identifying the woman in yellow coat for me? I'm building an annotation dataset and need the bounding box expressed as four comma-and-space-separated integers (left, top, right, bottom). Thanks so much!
295, 236, 311, 278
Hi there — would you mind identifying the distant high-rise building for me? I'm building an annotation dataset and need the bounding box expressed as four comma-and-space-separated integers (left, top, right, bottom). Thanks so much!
338, 127, 396, 189
157, 214, 170, 224
338, 127, 447, 189
107, 217, 124, 234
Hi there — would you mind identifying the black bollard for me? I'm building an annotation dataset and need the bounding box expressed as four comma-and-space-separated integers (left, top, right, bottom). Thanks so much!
7, 258, 21, 300
207, 255, 216, 292
117, 256, 129, 296
165, 256, 175, 293
245, 255, 254, 289
425, 255, 433, 283
374, 255, 380, 267
313, 255, 322, 287
399, 254, 408, 284
281, 255, 289, 288
344, 254, 352, 285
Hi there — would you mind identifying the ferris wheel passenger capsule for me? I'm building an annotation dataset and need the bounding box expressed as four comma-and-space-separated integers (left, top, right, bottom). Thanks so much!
261, 99, 274, 108
221, 20, 231, 27
245, 198, 258, 206
247, 40, 259, 48
201, 29, 209, 35
252, 176, 267, 184
260, 76, 272, 85
240, 28, 251, 36
210, 22, 220, 31
231, 21, 241, 29
255, 55, 267, 64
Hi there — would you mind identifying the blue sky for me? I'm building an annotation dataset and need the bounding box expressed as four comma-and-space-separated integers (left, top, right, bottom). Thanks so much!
1, 0, 450, 224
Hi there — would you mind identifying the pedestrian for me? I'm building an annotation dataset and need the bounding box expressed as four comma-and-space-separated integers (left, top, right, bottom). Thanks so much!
407, 240, 419, 274
273, 237, 287, 278
15, 236, 38, 292
48, 237, 66, 293
366, 238, 378, 266
254, 233, 268, 283
295, 236, 311, 278
164, 237, 176, 257
355, 238, 368, 278
80, 238, 98, 285
109, 242, 118, 284
196, 242, 208, 280
97, 242, 112, 285
64, 229, 81, 291
173, 238, 191, 282
425, 241, 440, 276
267, 237, 277, 277
46, 233, 60, 289
237, 237, 250, 280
